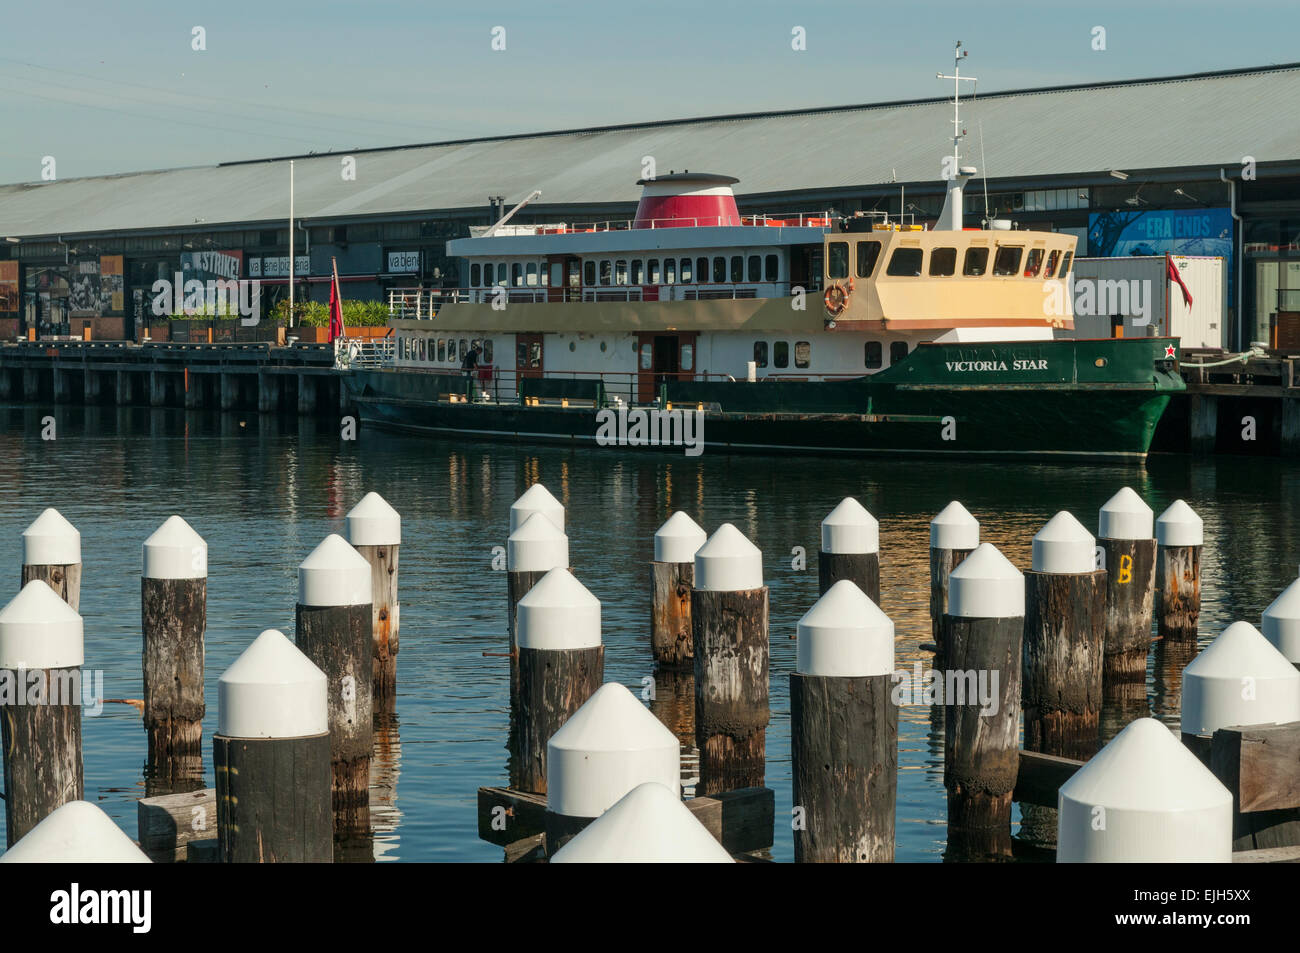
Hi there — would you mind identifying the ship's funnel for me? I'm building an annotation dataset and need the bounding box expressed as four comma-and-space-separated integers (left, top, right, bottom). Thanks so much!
634, 172, 741, 228
936, 165, 977, 231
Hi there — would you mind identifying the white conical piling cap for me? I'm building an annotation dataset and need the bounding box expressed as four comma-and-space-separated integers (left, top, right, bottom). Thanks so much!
654, 511, 707, 564
1098, 487, 1154, 541
21, 507, 80, 566
1057, 718, 1231, 862
297, 533, 373, 607
796, 580, 894, 677
0, 579, 84, 669
1032, 511, 1096, 574
509, 483, 564, 533
507, 512, 569, 572
218, 629, 328, 738
142, 515, 207, 580
547, 682, 680, 818
693, 523, 763, 592
947, 543, 1024, 618
345, 491, 401, 546
516, 568, 601, 650
0, 801, 150, 864
1262, 577, 1300, 663
551, 782, 734, 864
1181, 622, 1300, 735
1156, 499, 1204, 547
930, 501, 979, 550
820, 497, 879, 555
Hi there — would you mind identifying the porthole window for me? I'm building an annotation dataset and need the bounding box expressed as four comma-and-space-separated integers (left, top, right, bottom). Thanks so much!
569, 340, 576, 352
865, 341, 882, 368
889, 341, 908, 365
773, 341, 790, 368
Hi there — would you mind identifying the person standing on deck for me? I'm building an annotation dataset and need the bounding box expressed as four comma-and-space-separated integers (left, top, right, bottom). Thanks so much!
462, 343, 481, 397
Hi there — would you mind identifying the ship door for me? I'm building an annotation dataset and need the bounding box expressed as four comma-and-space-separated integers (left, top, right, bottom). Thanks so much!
516, 333, 543, 379
546, 256, 575, 303
636, 331, 697, 403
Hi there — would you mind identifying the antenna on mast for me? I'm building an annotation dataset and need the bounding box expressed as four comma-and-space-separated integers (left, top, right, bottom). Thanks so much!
934, 41, 979, 231
978, 120, 990, 225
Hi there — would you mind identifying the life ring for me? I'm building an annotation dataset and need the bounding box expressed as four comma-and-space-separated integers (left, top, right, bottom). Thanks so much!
824, 283, 849, 316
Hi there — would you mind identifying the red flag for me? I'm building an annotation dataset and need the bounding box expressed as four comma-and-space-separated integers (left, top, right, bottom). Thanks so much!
1167, 254, 1193, 309
328, 258, 344, 342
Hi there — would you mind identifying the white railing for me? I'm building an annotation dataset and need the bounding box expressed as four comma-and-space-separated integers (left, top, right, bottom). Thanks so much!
463, 211, 837, 236
336, 336, 395, 369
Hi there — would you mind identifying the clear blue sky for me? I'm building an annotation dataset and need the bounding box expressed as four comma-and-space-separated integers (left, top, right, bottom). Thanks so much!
1, 0, 1297, 184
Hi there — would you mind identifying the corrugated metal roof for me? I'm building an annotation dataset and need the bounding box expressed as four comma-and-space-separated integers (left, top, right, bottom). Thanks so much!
2, 64, 1298, 239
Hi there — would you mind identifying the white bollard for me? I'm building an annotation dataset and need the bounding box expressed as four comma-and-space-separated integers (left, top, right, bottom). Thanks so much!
1057, 717, 1232, 862
929, 501, 979, 650
651, 512, 707, 668
1155, 500, 1203, 642
345, 491, 402, 701
550, 782, 733, 863
506, 512, 570, 662
509, 483, 564, 533
0, 801, 150, 863
818, 497, 880, 602
21, 507, 81, 610
1262, 577, 1300, 665
1180, 621, 1300, 737
213, 629, 332, 863
544, 682, 679, 855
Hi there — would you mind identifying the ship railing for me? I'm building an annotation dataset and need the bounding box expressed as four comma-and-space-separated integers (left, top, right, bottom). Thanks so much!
335, 336, 395, 369
461, 368, 867, 406
491, 212, 838, 233
397, 282, 801, 308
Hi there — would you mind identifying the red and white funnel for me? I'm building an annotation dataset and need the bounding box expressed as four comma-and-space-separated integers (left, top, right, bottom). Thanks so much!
634, 172, 740, 228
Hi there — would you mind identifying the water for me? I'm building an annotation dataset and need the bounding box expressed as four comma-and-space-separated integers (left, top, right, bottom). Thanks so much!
0, 404, 1296, 861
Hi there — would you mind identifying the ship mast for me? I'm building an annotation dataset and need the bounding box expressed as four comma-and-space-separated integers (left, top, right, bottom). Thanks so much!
935, 42, 978, 231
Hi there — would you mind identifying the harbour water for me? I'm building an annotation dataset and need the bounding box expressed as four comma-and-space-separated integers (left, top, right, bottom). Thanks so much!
0, 404, 1295, 861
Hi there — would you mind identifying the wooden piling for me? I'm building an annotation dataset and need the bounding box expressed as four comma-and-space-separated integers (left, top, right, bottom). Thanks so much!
510, 569, 604, 793
941, 544, 1023, 860
0, 580, 85, 847
817, 497, 880, 602
20, 508, 81, 611
929, 501, 978, 654
506, 513, 569, 695
214, 629, 332, 863
790, 580, 896, 862
345, 492, 402, 706
650, 512, 706, 670
692, 523, 769, 796
141, 516, 207, 771
295, 534, 374, 820
1156, 500, 1203, 643
1098, 488, 1157, 686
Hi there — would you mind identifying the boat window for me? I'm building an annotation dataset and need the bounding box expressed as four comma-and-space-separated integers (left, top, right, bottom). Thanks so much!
1023, 249, 1044, 278
511, 263, 523, 287
483, 340, 493, 363
753, 341, 768, 368
640, 342, 652, 370
470, 263, 481, 286
886, 248, 924, 276
1045, 250, 1061, 277
681, 343, 693, 371
584, 260, 595, 285
460, 339, 468, 360
599, 260, 612, 285
765, 254, 779, 282
773, 341, 789, 368
856, 241, 882, 278
929, 247, 957, 277
418, 338, 426, 361
541, 263, 550, 286
631, 260, 643, 284
713, 257, 726, 283
730, 256, 743, 282
993, 246, 1023, 276
527, 262, 539, 286
498, 263, 508, 286
865, 341, 882, 368
828, 241, 849, 279
1059, 251, 1074, 277
447, 339, 457, 362
665, 258, 676, 283
794, 341, 810, 369
615, 260, 628, 285
696, 257, 708, 283
485, 263, 495, 286
889, 341, 908, 365
648, 259, 660, 283
678, 258, 690, 282
963, 247, 989, 276
437, 339, 446, 362
748, 255, 761, 282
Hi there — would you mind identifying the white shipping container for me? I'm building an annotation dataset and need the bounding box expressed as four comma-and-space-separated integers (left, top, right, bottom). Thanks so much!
1068, 256, 1225, 348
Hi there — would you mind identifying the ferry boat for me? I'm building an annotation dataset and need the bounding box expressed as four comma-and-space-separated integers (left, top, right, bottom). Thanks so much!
344, 54, 1184, 459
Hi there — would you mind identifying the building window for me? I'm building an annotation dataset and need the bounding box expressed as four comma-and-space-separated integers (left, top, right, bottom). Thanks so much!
1023, 249, 1044, 278
648, 259, 660, 283
713, 257, 726, 283
1045, 250, 1061, 278
794, 341, 810, 369
765, 254, 779, 282
1059, 252, 1074, 278
600, 260, 612, 285
753, 341, 768, 368
584, 260, 595, 285
773, 340, 789, 368
631, 260, 643, 284
470, 263, 481, 286
615, 260, 628, 285
963, 248, 989, 276
856, 241, 882, 278
865, 341, 882, 368
993, 246, 1023, 276
929, 248, 957, 276
731, 256, 743, 282
828, 241, 849, 279
886, 248, 924, 276
748, 255, 761, 282
665, 258, 676, 283
889, 341, 908, 365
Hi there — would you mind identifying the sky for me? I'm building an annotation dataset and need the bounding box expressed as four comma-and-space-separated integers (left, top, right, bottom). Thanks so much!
1, 0, 1298, 185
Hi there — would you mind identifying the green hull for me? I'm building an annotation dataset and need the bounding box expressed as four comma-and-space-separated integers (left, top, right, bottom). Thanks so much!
346, 337, 1183, 460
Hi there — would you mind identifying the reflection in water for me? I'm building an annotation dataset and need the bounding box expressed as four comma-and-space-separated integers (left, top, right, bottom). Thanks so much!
1152, 637, 1200, 726
370, 710, 403, 861
649, 668, 699, 796
1101, 678, 1151, 745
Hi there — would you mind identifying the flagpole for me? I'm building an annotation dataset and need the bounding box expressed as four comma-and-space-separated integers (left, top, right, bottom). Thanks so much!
332, 255, 343, 341
288, 160, 295, 327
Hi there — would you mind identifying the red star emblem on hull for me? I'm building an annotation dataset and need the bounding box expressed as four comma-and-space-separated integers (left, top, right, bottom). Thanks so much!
1165, 345, 1176, 358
